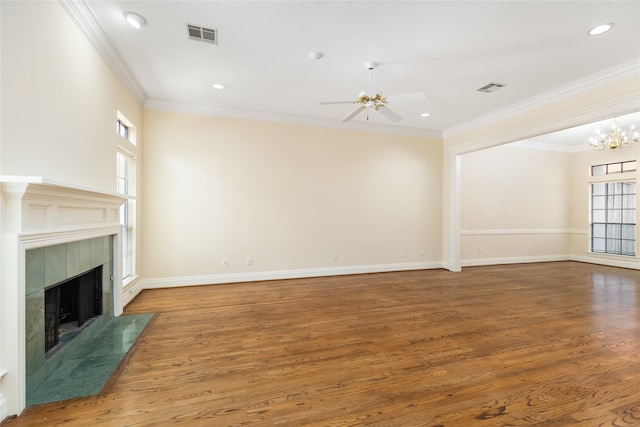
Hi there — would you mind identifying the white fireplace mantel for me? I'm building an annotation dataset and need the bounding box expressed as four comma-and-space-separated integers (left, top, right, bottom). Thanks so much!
0, 176, 126, 419
1, 176, 126, 234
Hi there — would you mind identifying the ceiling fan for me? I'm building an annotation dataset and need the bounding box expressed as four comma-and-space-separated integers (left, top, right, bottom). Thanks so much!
318, 62, 426, 123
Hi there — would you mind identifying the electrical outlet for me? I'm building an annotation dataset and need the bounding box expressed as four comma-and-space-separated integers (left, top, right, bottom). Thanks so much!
419, 249, 425, 257
332, 253, 338, 262
246, 257, 252, 265
400, 250, 405, 258
221, 258, 228, 267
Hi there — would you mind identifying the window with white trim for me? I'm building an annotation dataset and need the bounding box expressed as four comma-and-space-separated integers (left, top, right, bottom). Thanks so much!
591, 160, 636, 177
116, 119, 129, 140
116, 111, 137, 282
591, 179, 636, 257
117, 151, 135, 279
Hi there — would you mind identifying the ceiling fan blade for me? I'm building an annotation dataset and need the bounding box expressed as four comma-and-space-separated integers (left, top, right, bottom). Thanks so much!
318, 100, 355, 105
342, 106, 366, 122
377, 105, 402, 122
385, 92, 426, 103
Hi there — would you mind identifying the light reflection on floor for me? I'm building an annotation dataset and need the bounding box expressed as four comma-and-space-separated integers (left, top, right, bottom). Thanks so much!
590, 271, 638, 349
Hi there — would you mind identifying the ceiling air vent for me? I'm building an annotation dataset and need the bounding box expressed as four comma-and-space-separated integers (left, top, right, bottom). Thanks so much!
476, 82, 506, 93
187, 24, 218, 44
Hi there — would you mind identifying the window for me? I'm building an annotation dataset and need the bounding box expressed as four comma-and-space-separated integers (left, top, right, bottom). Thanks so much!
591, 160, 636, 176
116, 120, 129, 140
116, 111, 137, 282
591, 181, 636, 256
117, 152, 134, 279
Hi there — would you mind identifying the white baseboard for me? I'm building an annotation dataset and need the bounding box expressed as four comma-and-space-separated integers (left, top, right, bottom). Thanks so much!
461, 255, 569, 267
462, 253, 640, 270
570, 253, 640, 270
123, 278, 144, 306
135, 255, 639, 293
0, 393, 8, 424
140, 261, 442, 289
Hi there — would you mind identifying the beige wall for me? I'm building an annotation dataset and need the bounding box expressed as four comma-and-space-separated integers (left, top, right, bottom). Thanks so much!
141, 109, 442, 281
0, 1, 142, 192
460, 145, 571, 264
459, 140, 640, 267
1, 0, 144, 287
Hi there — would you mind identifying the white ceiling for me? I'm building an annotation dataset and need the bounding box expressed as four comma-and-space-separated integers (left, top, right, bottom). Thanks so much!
86, 1, 640, 142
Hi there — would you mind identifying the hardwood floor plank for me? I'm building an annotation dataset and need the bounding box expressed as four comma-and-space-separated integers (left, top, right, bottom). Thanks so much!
5, 262, 640, 426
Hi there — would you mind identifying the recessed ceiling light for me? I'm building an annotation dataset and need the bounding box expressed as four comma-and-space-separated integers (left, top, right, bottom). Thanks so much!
212, 83, 225, 90
588, 23, 614, 36
124, 12, 146, 29
420, 112, 431, 117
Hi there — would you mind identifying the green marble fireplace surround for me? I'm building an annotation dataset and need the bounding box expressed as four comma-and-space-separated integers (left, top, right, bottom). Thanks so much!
25, 236, 115, 402
1, 177, 127, 417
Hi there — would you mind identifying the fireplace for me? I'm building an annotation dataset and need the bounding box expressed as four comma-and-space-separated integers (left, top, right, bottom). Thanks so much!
1, 176, 127, 417
23, 236, 115, 404
44, 266, 103, 354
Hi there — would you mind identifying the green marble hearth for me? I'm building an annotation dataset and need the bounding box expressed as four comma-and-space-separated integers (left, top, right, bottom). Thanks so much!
25, 236, 115, 400
27, 313, 154, 406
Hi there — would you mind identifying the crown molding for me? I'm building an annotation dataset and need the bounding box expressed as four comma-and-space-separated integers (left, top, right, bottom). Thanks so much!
60, 0, 637, 144
58, 0, 146, 104
444, 58, 640, 140
446, 92, 640, 156
508, 139, 590, 153
54, 0, 441, 140
144, 99, 443, 139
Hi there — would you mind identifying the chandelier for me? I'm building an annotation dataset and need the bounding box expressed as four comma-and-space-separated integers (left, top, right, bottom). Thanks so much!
589, 121, 639, 150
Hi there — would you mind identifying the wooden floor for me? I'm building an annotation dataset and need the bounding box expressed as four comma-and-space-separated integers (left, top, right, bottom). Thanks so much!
6, 262, 640, 426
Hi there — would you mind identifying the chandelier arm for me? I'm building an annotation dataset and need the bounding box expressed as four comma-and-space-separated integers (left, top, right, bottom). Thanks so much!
589, 121, 639, 150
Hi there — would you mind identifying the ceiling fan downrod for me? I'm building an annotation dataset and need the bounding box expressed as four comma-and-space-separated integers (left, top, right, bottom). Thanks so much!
365, 61, 377, 84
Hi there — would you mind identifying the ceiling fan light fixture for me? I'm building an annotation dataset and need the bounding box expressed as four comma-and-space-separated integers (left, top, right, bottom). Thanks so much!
318, 62, 425, 124
124, 12, 146, 29
421, 112, 431, 118
588, 23, 614, 36
212, 83, 225, 90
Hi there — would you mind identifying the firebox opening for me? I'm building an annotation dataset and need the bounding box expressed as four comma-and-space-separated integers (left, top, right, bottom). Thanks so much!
44, 266, 103, 356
